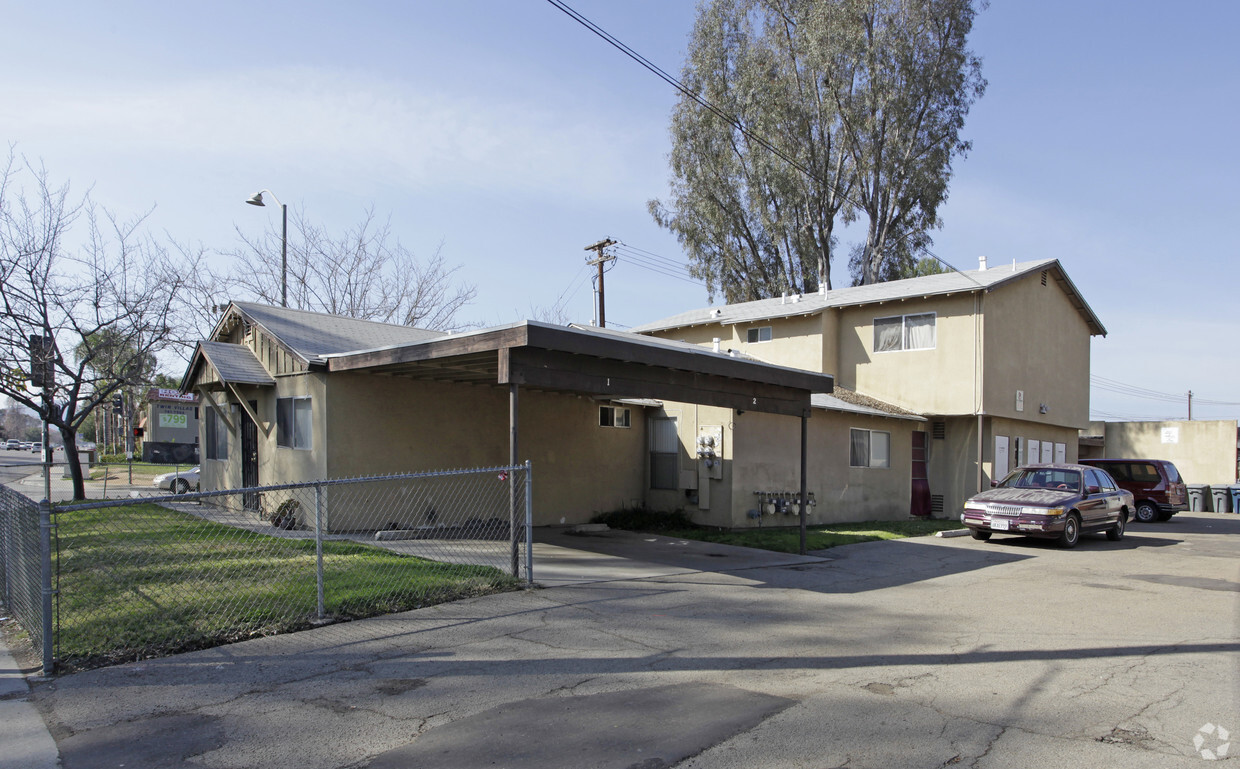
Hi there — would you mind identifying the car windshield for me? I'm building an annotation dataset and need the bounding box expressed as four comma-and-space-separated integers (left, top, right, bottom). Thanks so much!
1000, 468, 1081, 493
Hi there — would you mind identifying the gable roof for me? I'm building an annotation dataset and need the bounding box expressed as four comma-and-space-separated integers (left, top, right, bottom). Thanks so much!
632, 258, 1107, 337
191, 341, 277, 386
215, 302, 446, 365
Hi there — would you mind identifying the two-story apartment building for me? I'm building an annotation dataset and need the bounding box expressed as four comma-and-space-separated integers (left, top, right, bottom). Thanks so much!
633, 258, 1107, 520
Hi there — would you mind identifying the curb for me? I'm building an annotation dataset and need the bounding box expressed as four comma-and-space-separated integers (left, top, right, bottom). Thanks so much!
935, 528, 971, 538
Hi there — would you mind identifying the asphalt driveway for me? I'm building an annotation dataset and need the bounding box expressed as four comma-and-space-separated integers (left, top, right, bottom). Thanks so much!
18, 513, 1240, 768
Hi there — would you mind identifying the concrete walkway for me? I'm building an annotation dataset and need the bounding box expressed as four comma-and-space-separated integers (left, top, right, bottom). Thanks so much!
0, 624, 58, 769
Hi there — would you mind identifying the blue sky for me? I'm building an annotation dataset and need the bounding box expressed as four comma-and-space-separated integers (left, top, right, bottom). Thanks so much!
2, 1, 1237, 421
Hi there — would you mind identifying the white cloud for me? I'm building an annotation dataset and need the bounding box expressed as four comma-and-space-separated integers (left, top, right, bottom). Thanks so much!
0, 66, 666, 204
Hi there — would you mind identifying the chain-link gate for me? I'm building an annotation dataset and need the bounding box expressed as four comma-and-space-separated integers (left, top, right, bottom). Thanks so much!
1, 462, 532, 674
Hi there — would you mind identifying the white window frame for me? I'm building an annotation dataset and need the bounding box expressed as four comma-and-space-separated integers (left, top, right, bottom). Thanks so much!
599, 405, 631, 428
849, 428, 891, 468
746, 326, 773, 344
873, 312, 936, 352
276, 396, 313, 450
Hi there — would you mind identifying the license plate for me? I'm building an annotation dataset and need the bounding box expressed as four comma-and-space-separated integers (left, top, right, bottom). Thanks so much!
991, 518, 1010, 531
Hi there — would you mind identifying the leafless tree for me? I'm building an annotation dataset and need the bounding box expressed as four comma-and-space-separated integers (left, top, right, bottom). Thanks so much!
0, 153, 188, 499
229, 207, 476, 331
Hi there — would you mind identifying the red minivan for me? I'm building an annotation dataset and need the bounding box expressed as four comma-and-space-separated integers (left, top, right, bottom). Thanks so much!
1079, 459, 1187, 523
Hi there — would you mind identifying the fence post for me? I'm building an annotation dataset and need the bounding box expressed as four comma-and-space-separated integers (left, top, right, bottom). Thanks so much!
315, 483, 325, 621
524, 461, 533, 587
38, 498, 54, 676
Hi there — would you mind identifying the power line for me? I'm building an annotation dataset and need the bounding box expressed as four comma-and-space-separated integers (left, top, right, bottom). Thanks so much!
1091, 375, 1240, 406
544, 0, 975, 279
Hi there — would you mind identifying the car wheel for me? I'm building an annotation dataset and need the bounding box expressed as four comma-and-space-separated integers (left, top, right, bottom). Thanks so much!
1057, 513, 1081, 549
173, 478, 190, 494
1134, 502, 1158, 523
1106, 512, 1126, 541
971, 529, 992, 541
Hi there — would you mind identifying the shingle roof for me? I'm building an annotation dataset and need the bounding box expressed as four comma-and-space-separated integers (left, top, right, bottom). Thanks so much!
813, 389, 924, 421
632, 258, 1106, 336
195, 342, 276, 386
230, 302, 446, 363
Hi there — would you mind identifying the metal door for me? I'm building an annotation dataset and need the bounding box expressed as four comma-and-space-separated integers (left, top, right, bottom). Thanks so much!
241, 401, 259, 510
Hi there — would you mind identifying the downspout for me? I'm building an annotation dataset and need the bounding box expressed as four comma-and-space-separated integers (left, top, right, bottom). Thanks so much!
975, 291, 985, 493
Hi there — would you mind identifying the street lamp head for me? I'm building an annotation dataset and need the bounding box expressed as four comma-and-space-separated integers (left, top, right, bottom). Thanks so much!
245, 192, 266, 207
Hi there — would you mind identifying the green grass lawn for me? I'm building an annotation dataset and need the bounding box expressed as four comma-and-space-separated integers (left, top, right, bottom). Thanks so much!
53, 502, 521, 671
593, 509, 964, 553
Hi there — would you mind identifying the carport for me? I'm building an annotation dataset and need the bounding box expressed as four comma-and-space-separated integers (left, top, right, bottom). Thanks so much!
324, 321, 834, 554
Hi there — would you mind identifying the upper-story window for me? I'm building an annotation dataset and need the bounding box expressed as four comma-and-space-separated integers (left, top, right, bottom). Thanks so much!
747, 326, 773, 343
873, 313, 936, 352
599, 405, 631, 428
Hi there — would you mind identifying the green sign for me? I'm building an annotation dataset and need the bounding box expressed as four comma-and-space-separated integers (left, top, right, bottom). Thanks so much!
160, 413, 188, 429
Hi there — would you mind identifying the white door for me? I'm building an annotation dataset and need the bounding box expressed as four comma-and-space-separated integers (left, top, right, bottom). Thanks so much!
1041, 442, 1054, 463
994, 435, 1010, 482
1054, 442, 1067, 463
1027, 439, 1040, 465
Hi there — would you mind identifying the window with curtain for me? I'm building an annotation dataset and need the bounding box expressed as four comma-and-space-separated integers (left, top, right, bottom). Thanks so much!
649, 417, 679, 489
873, 313, 936, 351
204, 408, 228, 460
849, 428, 891, 468
277, 397, 313, 450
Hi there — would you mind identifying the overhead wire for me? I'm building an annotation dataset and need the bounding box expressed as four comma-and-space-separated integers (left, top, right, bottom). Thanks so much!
543, 0, 976, 279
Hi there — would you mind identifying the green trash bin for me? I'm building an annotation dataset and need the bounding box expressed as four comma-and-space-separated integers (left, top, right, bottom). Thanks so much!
1187, 484, 1210, 512
1213, 485, 1235, 514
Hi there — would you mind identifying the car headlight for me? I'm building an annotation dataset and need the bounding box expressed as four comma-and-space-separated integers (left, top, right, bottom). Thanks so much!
1033, 506, 1064, 516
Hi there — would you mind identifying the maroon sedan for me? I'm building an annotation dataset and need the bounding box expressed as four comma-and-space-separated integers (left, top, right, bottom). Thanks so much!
961, 463, 1133, 548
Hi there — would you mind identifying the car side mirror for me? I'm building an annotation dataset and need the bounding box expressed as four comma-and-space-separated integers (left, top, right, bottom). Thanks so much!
990, 480, 998, 488
1087, 485, 1101, 494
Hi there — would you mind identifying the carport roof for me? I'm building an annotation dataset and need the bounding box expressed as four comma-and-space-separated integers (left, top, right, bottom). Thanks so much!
324, 320, 834, 417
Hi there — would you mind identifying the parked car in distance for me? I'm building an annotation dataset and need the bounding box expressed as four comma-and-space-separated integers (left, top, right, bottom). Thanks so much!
153, 466, 200, 494
1079, 459, 1187, 523
962, 463, 1133, 548
31, 442, 42, 455
5, 439, 21, 451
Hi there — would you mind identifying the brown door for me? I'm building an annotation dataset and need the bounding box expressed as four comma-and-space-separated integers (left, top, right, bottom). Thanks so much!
241, 401, 259, 510
911, 431, 931, 517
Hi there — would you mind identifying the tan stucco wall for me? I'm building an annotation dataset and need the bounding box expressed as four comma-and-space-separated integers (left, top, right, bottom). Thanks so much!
837, 293, 982, 414
1099, 420, 1239, 485
928, 415, 1080, 518
982, 271, 1092, 428
197, 373, 329, 496
323, 374, 648, 528
648, 313, 826, 371
732, 409, 915, 524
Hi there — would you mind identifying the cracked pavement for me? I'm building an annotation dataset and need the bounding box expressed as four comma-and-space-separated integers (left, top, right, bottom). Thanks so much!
24, 512, 1240, 768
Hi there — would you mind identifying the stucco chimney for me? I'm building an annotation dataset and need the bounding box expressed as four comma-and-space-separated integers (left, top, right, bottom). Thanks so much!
713, 338, 721, 353
978, 255, 988, 271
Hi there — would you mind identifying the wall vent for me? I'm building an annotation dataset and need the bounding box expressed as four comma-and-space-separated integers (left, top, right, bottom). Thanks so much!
932, 421, 946, 440
930, 495, 945, 514
1041, 270, 1048, 286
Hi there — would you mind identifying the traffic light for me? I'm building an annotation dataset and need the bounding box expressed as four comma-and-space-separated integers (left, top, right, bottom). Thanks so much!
112, 395, 123, 410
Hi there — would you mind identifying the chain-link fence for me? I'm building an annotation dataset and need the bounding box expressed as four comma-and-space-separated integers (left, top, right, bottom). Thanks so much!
1, 462, 532, 674
0, 481, 46, 659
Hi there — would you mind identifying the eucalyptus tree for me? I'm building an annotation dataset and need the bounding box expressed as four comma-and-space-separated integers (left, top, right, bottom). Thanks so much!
817, 0, 986, 285
650, 0, 857, 302
653, 0, 985, 296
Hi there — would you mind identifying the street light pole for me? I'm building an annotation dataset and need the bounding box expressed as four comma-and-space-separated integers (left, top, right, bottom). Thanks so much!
245, 189, 288, 307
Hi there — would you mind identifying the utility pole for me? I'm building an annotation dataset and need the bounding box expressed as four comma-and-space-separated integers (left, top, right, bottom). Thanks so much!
584, 238, 616, 328
1187, 390, 1192, 421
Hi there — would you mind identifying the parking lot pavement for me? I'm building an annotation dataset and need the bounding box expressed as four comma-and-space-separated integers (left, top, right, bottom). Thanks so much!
21, 512, 1240, 769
